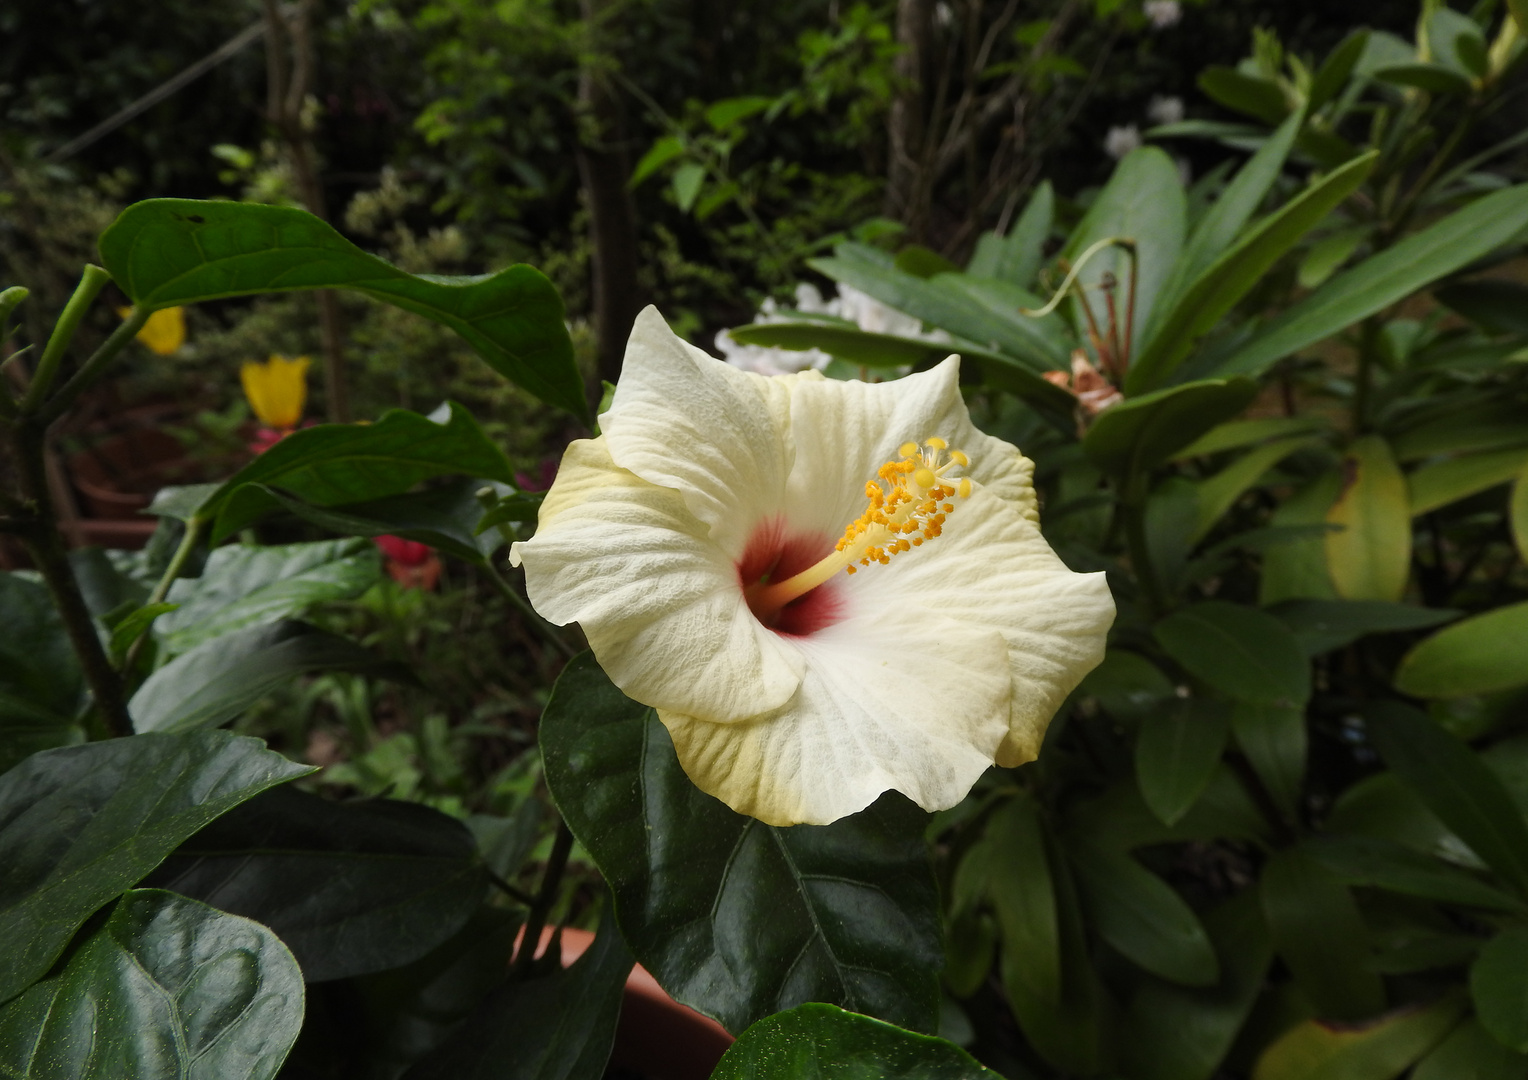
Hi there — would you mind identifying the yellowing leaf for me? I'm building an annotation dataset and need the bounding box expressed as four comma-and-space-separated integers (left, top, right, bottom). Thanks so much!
1326, 436, 1411, 602
1510, 459, 1528, 563
1252, 997, 1465, 1080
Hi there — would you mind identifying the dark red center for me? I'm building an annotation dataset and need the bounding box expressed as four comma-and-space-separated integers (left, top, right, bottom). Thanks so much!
737, 517, 844, 636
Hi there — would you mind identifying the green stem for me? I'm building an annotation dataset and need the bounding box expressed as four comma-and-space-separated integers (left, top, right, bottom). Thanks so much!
483, 559, 577, 658
0, 286, 28, 420
122, 516, 207, 671
20, 266, 111, 414
39, 306, 150, 426
511, 818, 575, 976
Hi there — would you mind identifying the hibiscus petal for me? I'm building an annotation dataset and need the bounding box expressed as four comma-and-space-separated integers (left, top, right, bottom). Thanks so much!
602, 307, 800, 557
512, 438, 805, 722
660, 608, 1012, 826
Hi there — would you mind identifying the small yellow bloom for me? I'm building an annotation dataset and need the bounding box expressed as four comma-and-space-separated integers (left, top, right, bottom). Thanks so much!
118, 306, 186, 355
241, 354, 310, 430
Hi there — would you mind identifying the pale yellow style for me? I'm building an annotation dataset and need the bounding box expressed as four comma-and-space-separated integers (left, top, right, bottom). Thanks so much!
241, 354, 310, 429
118, 306, 186, 355
512, 308, 1115, 826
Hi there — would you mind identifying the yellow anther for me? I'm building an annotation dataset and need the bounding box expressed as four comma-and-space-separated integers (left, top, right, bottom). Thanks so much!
925, 437, 947, 450
949, 449, 969, 466
913, 467, 937, 489
899, 441, 919, 459
958, 477, 972, 498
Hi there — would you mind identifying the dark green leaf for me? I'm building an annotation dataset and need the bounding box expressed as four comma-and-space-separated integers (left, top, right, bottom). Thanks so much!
1069, 839, 1218, 985
1119, 892, 1273, 1080
157, 538, 381, 653
107, 601, 179, 661
629, 135, 685, 186
1269, 599, 1459, 655
1260, 472, 1342, 604
1365, 701, 1528, 895
1310, 31, 1371, 109
895, 245, 960, 278
99, 199, 583, 419
1230, 701, 1306, 822
1395, 603, 1528, 698
1252, 998, 1467, 1079
1145, 477, 1199, 592
130, 620, 406, 734
1197, 67, 1290, 124
1260, 847, 1387, 1021
1078, 649, 1175, 721
1173, 416, 1327, 459
1154, 601, 1311, 707
705, 95, 772, 131
1137, 698, 1230, 826
0, 731, 310, 1005
147, 786, 487, 981
1474, 926, 1528, 1054
1083, 378, 1259, 481
202, 404, 515, 539
1435, 280, 1528, 335
475, 492, 545, 535
1390, 402, 1528, 462
1191, 435, 1322, 543
983, 794, 1060, 1005
1373, 62, 1475, 94
1412, 1017, 1528, 1080
1304, 834, 1525, 912
1219, 184, 1528, 378
539, 653, 941, 1035
1409, 446, 1528, 516
402, 920, 633, 1080
712, 1003, 1001, 1080
967, 181, 1052, 288
0, 889, 303, 1079
0, 574, 85, 771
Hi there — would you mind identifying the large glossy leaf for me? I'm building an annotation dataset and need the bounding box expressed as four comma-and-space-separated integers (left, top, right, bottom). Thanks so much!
712, 1003, 1001, 1080
1412, 1017, 1528, 1080
1230, 702, 1306, 823
1269, 599, 1458, 655
1408, 446, 1528, 516
193, 404, 514, 540
1154, 601, 1311, 707
1252, 998, 1467, 1080
1396, 603, 1528, 699
147, 786, 487, 982
1218, 184, 1528, 378
0, 732, 310, 1005
1304, 834, 1525, 912
99, 199, 584, 419
1473, 928, 1528, 1054
1083, 378, 1259, 482
1136, 698, 1229, 826
1365, 702, 1528, 896
157, 538, 381, 653
0, 574, 85, 773
1128, 151, 1375, 392
1119, 892, 1273, 1080
0, 889, 303, 1079
1191, 435, 1322, 543
1326, 435, 1411, 602
402, 921, 633, 1080
538, 653, 942, 1035
130, 620, 405, 734
1260, 847, 1386, 1021
1063, 146, 1186, 358
1069, 839, 1218, 985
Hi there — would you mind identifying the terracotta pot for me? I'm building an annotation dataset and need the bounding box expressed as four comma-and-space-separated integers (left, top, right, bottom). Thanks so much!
67, 428, 199, 520
530, 926, 734, 1080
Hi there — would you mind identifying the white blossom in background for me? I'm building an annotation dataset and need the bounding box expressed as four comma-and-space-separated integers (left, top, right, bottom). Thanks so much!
1148, 95, 1185, 126
1104, 124, 1143, 160
1144, 0, 1182, 28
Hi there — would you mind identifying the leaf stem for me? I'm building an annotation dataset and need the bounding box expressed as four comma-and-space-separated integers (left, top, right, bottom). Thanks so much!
123, 516, 206, 671
39, 306, 150, 426
20, 266, 112, 414
483, 559, 577, 658
511, 818, 576, 975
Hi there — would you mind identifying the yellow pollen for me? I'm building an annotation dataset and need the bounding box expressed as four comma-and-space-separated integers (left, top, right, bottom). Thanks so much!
743, 435, 975, 620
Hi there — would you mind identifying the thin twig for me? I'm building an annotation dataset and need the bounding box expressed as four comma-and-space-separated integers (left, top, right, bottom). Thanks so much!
511, 819, 575, 975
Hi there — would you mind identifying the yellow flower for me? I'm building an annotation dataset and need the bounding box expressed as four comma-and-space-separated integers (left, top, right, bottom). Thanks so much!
511, 309, 1114, 826
241, 354, 311, 430
118, 306, 186, 355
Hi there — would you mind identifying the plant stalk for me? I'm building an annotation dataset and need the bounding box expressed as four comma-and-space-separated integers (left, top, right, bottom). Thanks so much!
19, 266, 111, 414
122, 516, 207, 671
512, 818, 576, 975
41, 307, 150, 425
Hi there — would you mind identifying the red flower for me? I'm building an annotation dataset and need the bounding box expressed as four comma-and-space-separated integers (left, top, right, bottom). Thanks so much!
374, 534, 433, 566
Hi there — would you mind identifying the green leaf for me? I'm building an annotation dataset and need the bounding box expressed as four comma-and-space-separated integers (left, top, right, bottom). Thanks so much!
1078, 649, 1175, 721
1219, 184, 1528, 378
1409, 446, 1528, 516
0, 731, 310, 1005
1119, 892, 1274, 1080
233, 478, 505, 564
1251, 997, 1467, 1080
1304, 834, 1525, 912
1435, 280, 1528, 335
130, 620, 405, 734
1412, 1017, 1528, 1080
706, 95, 773, 131
712, 1003, 1001, 1080
0, 889, 303, 1079
983, 794, 1060, 1005
147, 786, 487, 982
1173, 416, 1327, 459
1230, 701, 1306, 822
967, 181, 1052, 288
1397, 602, 1528, 699
1064, 146, 1186, 358
1145, 477, 1199, 593
99, 199, 583, 419
1260, 847, 1386, 1021
402, 919, 633, 1080
1309, 31, 1371, 110
1326, 435, 1411, 602
1373, 62, 1475, 94
672, 161, 706, 212
107, 601, 179, 661
538, 653, 942, 1035
1192, 435, 1322, 543
1197, 67, 1290, 124
0, 574, 85, 771
157, 538, 381, 653
1154, 601, 1311, 707
895, 244, 961, 279
1083, 378, 1259, 481
1391, 402, 1528, 462
1069, 839, 1219, 985
1298, 227, 1369, 289
1128, 151, 1376, 392
1270, 599, 1458, 655
1512, 462, 1528, 564
1136, 698, 1230, 826
201, 404, 514, 539
475, 492, 545, 535
1366, 701, 1528, 894
1260, 472, 1342, 604
629, 134, 685, 186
